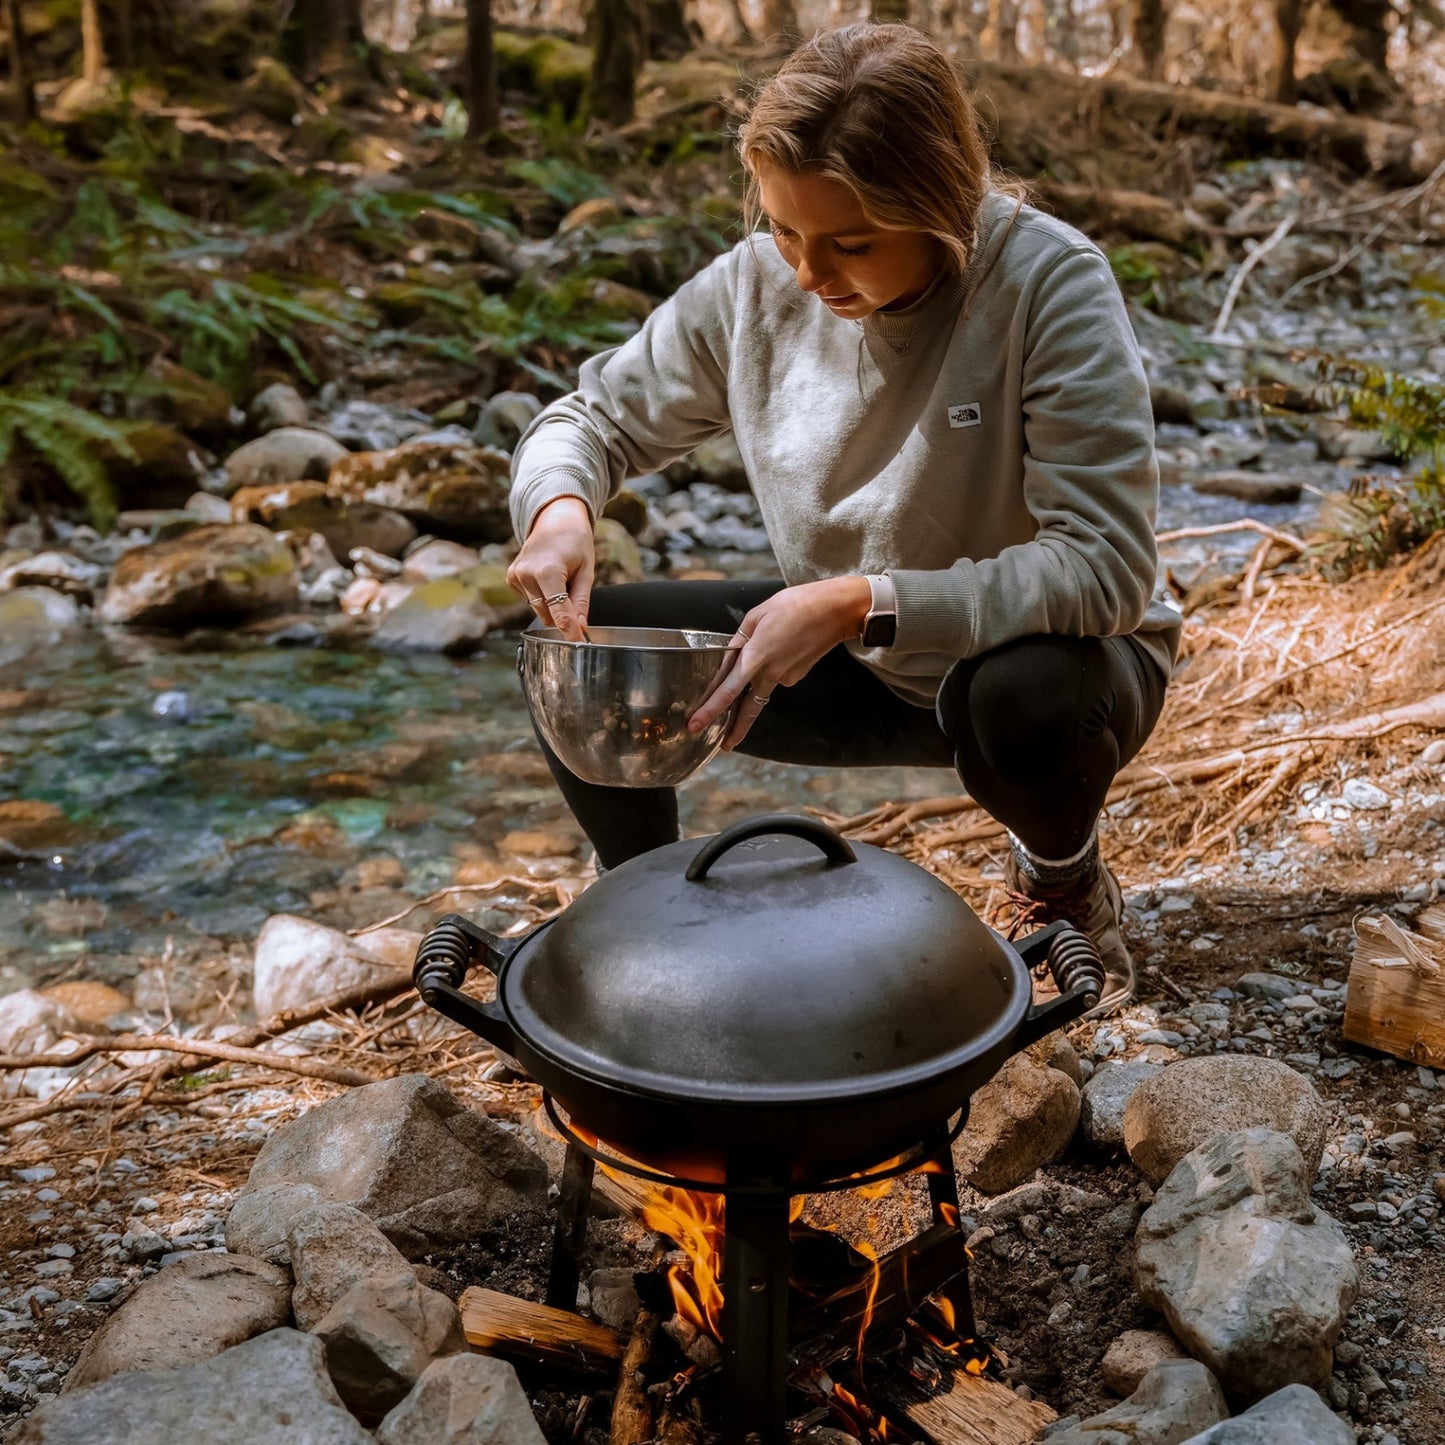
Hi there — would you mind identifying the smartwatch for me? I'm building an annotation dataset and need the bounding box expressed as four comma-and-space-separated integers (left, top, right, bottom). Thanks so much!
859, 573, 897, 649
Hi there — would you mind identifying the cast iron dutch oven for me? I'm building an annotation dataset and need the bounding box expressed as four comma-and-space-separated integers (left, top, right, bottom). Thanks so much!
413, 814, 1102, 1186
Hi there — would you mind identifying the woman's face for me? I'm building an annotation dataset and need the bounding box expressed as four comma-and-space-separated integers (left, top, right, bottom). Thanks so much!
756, 165, 943, 319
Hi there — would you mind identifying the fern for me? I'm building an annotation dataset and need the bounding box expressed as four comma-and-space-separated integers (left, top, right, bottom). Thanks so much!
0, 392, 137, 531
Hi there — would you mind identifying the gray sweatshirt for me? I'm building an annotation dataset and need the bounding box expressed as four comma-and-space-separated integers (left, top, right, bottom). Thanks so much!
510, 192, 1182, 705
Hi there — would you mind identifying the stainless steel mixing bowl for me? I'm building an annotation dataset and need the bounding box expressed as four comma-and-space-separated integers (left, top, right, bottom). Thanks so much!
520, 626, 743, 787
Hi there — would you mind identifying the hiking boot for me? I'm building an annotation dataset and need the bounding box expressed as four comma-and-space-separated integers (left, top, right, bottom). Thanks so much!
1001, 835, 1135, 1019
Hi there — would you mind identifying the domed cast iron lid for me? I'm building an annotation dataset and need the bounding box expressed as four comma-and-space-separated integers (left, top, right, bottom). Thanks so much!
501, 815, 1032, 1103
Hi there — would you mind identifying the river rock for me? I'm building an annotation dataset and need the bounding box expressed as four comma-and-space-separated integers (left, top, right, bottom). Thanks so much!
231, 481, 417, 561
143, 358, 235, 443
400, 539, 482, 582
665, 430, 749, 491
312, 1272, 466, 1423
249, 383, 310, 432
593, 516, 645, 587
1135, 1128, 1358, 1405
376, 1354, 548, 1445
471, 391, 543, 452
13, 1329, 370, 1445
1102, 1328, 1189, 1395
370, 573, 496, 654
1041, 1359, 1227, 1445
289, 1201, 417, 1329
0, 989, 85, 1100
1314, 418, 1396, 462
1175, 1382, 1353, 1443
953, 1053, 1081, 1195
0, 550, 104, 599
250, 914, 413, 1019
99, 523, 298, 629
1189, 472, 1302, 505
0, 587, 84, 667
224, 428, 349, 494
225, 1073, 550, 1260
62, 1253, 291, 1391
1083, 1061, 1164, 1149
329, 440, 513, 543
1123, 1056, 1328, 1185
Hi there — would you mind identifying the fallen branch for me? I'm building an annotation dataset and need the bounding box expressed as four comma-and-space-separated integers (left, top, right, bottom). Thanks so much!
1211, 212, 1296, 339
610, 1309, 660, 1445
1156, 520, 1308, 551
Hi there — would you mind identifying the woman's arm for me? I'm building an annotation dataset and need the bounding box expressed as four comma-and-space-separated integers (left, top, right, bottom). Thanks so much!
888, 246, 1160, 660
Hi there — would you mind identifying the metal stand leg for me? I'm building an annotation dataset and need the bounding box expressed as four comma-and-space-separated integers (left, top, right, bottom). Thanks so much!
545, 1140, 595, 1310
722, 1187, 792, 1445
923, 1121, 978, 1342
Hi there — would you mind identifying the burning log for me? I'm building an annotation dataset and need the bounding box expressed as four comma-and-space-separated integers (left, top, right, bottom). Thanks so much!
458, 1287, 622, 1374
609, 1308, 660, 1445
888, 1361, 1057, 1445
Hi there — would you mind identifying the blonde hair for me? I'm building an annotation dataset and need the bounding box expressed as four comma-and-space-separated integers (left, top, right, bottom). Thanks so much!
737, 23, 1009, 274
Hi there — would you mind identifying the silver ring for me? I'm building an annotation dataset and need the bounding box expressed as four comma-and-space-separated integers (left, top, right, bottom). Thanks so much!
749, 691, 772, 706
544, 592, 569, 606
526, 596, 545, 606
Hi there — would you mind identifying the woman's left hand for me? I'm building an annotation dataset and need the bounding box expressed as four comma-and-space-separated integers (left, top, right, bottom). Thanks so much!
689, 576, 872, 750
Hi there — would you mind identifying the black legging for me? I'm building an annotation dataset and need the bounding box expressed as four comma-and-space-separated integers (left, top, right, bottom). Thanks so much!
533, 580, 1168, 869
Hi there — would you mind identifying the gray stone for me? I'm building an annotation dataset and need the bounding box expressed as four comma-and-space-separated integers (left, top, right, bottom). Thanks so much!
0, 588, 84, 669
289, 1202, 414, 1330
1101, 1328, 1189, 1396
311, 1272, 466, 1424
61, 1253, 290, 1392
1176, 1383, 1353, 1443
585, 1267, 643, 1333
226, 1181, 325, 1264
248, 384, 310, 433
13, 1330, 369, 1444
227, 1073, 549, 1259
1123, 1056, 1329, 1186
376, 1353, 547, 1444
1042, 1359, 1228, 1444
370, 574, 496, 655
251, 914, 415, 1021
471, 392, 542, 453
1082, 1062, 1165, 1149
1136, 1129, 1358, 1406
223, 428, 348, 494
953, 1054, 1081, 1195
1234, 973, 1298, 1000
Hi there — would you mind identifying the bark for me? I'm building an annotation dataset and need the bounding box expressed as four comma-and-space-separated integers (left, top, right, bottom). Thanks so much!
3, 0, 34, 122
295, 0, 366, 83
755, 0, 799, 50
590, 0, 645, 126
1330, 0, 1392, 72
115, 0, 135, 70
81, 0, 106, 82
645, 0, 697, 58
1132, 0, 1166, 79
1273, 0, 1304, 104
978, 60, 1445, 185
990, 0, 1020, 60
464, 0, 498, 137
872, 0, 910, 21
1032, 179, 1205, 247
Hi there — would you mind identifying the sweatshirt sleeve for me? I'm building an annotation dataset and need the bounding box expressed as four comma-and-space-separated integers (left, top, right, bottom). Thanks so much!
888, 247, 1159, 659
508, 246, 739, 541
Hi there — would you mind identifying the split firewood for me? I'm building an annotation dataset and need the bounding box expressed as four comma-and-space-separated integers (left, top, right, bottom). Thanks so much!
892, 1361, 1057, 1445
459, 1287, 622, 1374
1343, 905, 1445, 1068
609, 1308, 659, 1445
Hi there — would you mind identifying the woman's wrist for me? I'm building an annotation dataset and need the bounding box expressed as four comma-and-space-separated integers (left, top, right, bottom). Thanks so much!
529, 495, 593, 536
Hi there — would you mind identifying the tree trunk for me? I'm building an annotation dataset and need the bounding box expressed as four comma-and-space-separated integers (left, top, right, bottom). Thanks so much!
756, 0, 799, 51
990, 0, 1020, 61
464, 0, 497, 136
645, 0, 697, 59
1272, 0, 1303, 103
3, 0, 34, 121
1330, 0, 1391, 72
81, 0, 106, 82
1133, 0, 1166, 79
590, 0, 645, 126
295, 0, 365, 83
872, 0, 910, 22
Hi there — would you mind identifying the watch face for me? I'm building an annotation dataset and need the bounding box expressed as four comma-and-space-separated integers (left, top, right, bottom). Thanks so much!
862, 613, 896, 648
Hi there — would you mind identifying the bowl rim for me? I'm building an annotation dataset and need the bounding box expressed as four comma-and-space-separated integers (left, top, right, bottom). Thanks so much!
523, 625, 743, 654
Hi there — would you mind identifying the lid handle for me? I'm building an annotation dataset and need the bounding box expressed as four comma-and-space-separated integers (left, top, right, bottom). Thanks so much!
685, 813, 858, 882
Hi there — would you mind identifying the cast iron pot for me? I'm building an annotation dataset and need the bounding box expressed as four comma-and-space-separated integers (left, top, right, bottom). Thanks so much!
414, 814, 1103, 1187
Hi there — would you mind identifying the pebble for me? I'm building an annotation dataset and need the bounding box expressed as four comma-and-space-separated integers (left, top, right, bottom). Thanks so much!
13, 1168, 56, 1184
1343, 778, 1391, 810
85, 1278, 124, 1302
46, 1244, 75, 1260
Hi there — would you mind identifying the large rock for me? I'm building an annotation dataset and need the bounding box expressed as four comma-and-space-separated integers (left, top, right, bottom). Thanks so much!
1102, 1328, 1189, 1396
1135, 1129, 1358, 1406
1123, 1057, 1329, 1186
249, 383, 310, 433
1176, 1382, 1354, 1443
14, 1329, 369, 1444
231, 482, 417, 561
142, 358, 235, 443
289, 1201, 416, 1329
98, 524, 298, 629
953, 1053, 1080, 1195
376, 1354, 548, 1445
370, 574, 497, 654
1040, 1359, 1228, 1445
0, 588, 84, 667
471, 391, 542, 453
311, 1272, 466, 1423
1082, 1061, 1164, 1150
224, 427, 348, 494
328, 440, 513, 543
251, 915, 416, 1020
225, 1073, 550, 1260
62, 1253, 291, 1391
0, 989, 84, 1101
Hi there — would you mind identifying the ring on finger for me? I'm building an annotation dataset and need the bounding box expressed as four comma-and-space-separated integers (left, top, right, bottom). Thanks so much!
526, 596, 545, 606
749, 691, 772, 707
544, 592, 569, 606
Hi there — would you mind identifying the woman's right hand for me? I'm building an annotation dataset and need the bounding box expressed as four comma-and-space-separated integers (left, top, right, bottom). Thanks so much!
506, 497, 595, 641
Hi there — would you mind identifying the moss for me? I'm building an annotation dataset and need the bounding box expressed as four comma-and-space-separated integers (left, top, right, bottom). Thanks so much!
494, 30, 592, 119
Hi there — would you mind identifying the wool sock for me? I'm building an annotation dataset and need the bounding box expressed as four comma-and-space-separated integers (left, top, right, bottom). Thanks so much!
1009, 827, 1099, 891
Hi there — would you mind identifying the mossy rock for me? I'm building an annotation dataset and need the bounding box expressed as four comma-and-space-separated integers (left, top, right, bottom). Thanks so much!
494, 30, 592, 118
602, 489, 649, 539
594, 517, 643, 586
370, 281, 443, 326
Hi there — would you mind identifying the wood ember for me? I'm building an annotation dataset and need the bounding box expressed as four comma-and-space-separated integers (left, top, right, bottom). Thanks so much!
609, 1308, 659, 1445
458, 1287, 622, 1374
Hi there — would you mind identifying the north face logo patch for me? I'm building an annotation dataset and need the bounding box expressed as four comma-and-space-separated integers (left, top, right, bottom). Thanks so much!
948, 402, 982, 429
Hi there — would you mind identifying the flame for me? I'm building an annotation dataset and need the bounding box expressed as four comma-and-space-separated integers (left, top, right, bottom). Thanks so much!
639, 1187, 728, 1339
